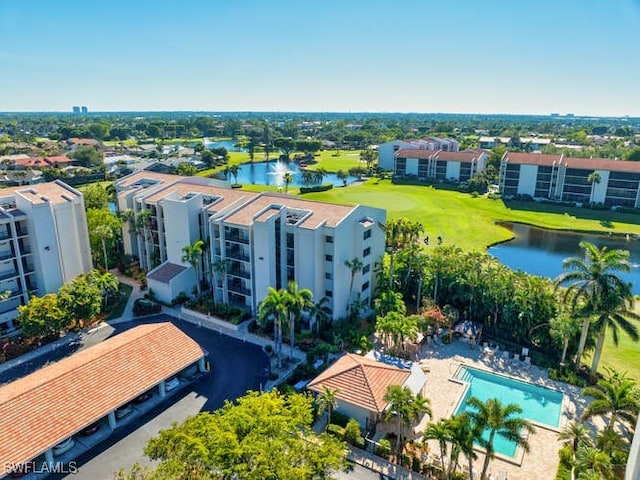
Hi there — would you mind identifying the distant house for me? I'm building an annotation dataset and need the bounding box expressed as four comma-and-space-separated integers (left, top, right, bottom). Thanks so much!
66, 138, 100, 150
393, 149, 488, 182
378, 137, 459, 170
499, 152, 640, 207
479, 136, 551, 151
307, 352, 427, 431
8, 155, 73, 170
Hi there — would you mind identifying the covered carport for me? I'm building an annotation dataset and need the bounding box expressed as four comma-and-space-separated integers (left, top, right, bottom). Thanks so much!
0, 322, 205, 477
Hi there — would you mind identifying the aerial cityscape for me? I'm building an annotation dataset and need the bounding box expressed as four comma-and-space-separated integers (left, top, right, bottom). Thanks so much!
1, 1, 640, 480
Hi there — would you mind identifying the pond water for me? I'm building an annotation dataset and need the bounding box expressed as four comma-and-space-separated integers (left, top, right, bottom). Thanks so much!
203, 139, 244, 151
224, 160, 357, 187
488, 223, 640, 295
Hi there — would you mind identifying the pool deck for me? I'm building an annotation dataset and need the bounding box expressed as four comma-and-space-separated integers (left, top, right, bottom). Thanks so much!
378, 340, 597, 480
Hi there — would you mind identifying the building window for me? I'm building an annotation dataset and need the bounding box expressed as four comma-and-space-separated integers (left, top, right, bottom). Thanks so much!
325, 254, 333, 262
362, 281, 370, 292
363, 247, 371, 257
326, 235, 334, 243
286, 233, 294, 248
363, 230, 372, 240
363, 264, 370, 274
325, 290, 333, 298
325, 272, 332, 280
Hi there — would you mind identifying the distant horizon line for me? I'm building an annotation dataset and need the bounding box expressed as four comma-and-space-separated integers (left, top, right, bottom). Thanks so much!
1, 110, 639, 120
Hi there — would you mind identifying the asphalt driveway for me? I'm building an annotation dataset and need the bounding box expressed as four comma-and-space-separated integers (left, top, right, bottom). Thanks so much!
10, 315, 273, 480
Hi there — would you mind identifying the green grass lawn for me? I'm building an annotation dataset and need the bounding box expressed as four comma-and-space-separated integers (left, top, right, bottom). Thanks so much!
105, 283, 133, 321
305, 150, 363, 172
300, 179, 640, 250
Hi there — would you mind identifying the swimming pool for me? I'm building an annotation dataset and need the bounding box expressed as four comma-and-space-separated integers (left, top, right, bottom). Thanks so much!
454, 366, 564, 458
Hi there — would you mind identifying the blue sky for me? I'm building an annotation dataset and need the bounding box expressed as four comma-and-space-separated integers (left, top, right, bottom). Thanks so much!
1, 0, 639, 115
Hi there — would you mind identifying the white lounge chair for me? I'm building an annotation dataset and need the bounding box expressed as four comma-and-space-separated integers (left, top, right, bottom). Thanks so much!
521, 347, 529, 357
499, 351, 510, 366
523, 356, 531, 370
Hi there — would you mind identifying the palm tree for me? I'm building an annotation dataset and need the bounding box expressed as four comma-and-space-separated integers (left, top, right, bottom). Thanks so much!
589, 284, 639, 374
549, 311, 581, 368
336, 169, 349, 186
88, 270, 120, 308
309, 296, 332, 334
94, 224, 115, 270
574, 445, 614, 480
581, 370, 639, 431
360, 147, 378, 171
595, 428, 628, 458
467, 397, 535, 480
228, 164, 241, 185
181, 239, 206, 295
283, 172, 293, 193
312, 167, 327, 184
558, 421, 592, 454
344, 257, 364, 313
258, 287, 288, 369
316, 386, 340, 428
555, 241, 633, 369
384, 385, 430, 455
447, 413, 479, 479
211, 258, 230, 298
284, 281, 313, 359
301, 169, 314, 186
422, 420, 452, 474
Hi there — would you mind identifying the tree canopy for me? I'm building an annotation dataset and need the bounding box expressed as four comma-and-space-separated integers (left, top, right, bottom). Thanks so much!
116, 391, 347, 480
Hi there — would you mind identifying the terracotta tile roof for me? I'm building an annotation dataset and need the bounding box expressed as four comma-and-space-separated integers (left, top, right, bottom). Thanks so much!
503, 152, 563, 166
147, 262, 188, 283
67, 138, 99, 146
564, 156, 640, 173
0, 323, 204, 468
307, 353, 410, 413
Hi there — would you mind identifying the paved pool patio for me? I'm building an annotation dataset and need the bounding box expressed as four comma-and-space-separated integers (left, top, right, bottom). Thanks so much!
377, 339, 595, 480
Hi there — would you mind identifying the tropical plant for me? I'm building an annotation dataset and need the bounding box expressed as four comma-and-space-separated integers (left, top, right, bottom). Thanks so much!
558, 421, 592, 454
344, 257, 364, 311
284, 281, 313, 358
181, 239, 206, 296
549, 310, 581, 367
87, 269, 119, 307
316, 386, 340, 428
301, 169, 314, 186
581, 370, 640, 431
336, 169, 349, 186
574, 445, 614, 480
555, 241, 633, 369
589, 283, 639, 374
284, 172, 293, 193
384, 385, 431, 454
312, 167, 327, 184
258, 287, 288, 369
227, 164, 241, 184
467, 397, 535, 480
422, 420, 451, 474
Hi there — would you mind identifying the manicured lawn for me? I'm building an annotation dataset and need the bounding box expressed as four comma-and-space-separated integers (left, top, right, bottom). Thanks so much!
304, 150, 363, 172
103, 139, 138, 147
300, 179, 640, 250
104, 283, 133, 321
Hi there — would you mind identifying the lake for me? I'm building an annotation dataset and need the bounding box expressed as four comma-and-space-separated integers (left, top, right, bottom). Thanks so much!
488, 223, 640, 295
224, 160, 357, 187
203, 139, 244, 151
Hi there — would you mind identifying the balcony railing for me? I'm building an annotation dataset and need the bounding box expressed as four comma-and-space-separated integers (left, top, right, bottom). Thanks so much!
0, 271, 18, 282
225, 232, 250, 244
225, 248, 250, 262
228, 268, 251, 279
226, 281, 251, 296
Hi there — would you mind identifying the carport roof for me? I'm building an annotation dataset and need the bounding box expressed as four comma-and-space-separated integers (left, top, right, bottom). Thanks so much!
0, 322, 205, 469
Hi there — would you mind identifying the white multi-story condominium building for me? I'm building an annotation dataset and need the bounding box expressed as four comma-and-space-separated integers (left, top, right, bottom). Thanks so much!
378, 137, 459, 170
478, 136, 552, 150
115, 172, 387, 320
0, 181, 93, 338
393, 149, 487, 182
499, 152, 640, 207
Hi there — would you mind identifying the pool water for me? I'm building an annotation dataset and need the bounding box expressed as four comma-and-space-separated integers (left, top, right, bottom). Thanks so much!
454, 366, 564, 457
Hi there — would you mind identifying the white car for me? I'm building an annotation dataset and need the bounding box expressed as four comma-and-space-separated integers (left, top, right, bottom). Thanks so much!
115, 404, 133, 419
52, 437, 75, 456
165, 377, 180, 392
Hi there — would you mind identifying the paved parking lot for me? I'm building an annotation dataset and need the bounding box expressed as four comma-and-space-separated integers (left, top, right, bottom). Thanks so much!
15, 314, 273, 480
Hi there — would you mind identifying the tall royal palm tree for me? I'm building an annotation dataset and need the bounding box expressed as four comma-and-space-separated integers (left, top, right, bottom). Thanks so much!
582, 370, 640, 432
344, 257, 364, 313
258, 287, 288, 369
316, 386, 340, 428
589, 284, 639, 374
555, 241, 633, 369
181, 239, 206, 296
467, 397, 535, 480
284, 281, 313, 359
283, 172, 293, 193
447, 413, 479, 479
